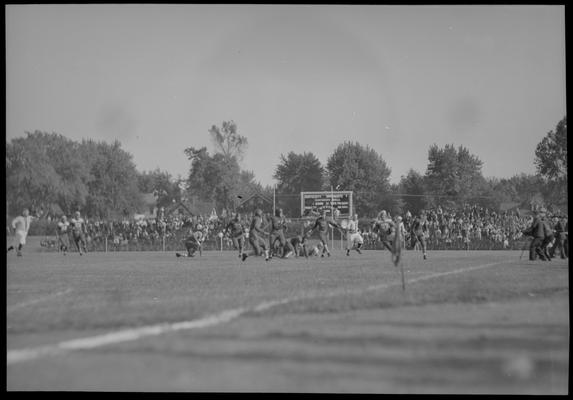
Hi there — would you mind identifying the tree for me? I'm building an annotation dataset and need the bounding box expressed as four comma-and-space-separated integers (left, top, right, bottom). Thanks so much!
185, 121, 255, 212
424, 144, 486, 207
6, 131, 92, 217
534, 116, 567, 208
184, 146, 245, 212
273, 151, 324, 216
80, 139, 143, 218
485, 174, 544, 211
138, 169, 182, 211
209, 120, 248, 165
326, 142, 392, 217
5, 132, 144, 219
184, 147, 219, 204
397, 169, 428, 215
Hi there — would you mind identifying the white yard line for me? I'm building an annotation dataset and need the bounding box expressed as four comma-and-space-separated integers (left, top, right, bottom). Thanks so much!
7, 289, 73, 313
7, 261, 505, 365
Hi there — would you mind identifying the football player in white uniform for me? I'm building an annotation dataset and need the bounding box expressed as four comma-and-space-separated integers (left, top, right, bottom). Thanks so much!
345, 213, 364, 256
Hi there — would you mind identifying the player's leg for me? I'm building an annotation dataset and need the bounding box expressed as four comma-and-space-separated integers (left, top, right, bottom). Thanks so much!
391, 229, 402, 267
302, 243, 309, 258
280, 233, 294, 258
556, 235, 566, 258
232, 236, 239, 257
7, 233, 18, 253
381, 238, 393, 252
243, 235, 262, 261
73, 234, 83, 255
542, 235, 554, 260
354, 233, 363, 254
260, 236, 270, 261
268, 233, 278, 258
418, 234, 427, 259
530, 237, 544, 261
320, 232, 331, 256
185, 241, 197, 257
294, 242, 301, 257
59, 236, 69, 255
549, 236, 558, 258
7, 233, 17, 252
15, 232, 25, 256
234, 236, 245, 258
81, 234, 88, 254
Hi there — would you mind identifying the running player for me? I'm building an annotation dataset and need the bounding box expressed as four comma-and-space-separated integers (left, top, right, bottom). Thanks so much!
345, 213, 364, 256
7, 208, 36, 257
176, 224, 204, 258
70, 211, 88, 255
224, 212, 246, 259
373, 210, 402, 266
410, 212, 428, 260
288, 234, 307, 257
393, 215, 406, 266
56, 215, 71, 255
372, 210, 394, 252
242, 209, 270, 262
269, 208, 294, 259
305, 208, 341, 257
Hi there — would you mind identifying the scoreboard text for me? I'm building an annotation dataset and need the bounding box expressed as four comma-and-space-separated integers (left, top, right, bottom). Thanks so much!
300, 191, 353, 217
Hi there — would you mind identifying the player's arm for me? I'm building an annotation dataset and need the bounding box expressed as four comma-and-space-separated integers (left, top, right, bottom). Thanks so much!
306, 219, 319, 236
328, 220, 342, 230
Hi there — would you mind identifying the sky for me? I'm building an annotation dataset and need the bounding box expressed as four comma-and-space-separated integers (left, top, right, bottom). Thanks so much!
5, 4, 566, 188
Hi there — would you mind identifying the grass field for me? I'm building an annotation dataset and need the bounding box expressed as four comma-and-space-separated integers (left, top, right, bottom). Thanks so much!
6, 240, 570, 393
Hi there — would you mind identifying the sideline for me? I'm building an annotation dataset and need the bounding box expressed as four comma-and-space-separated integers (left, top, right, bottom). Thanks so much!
7, 261, 506, 365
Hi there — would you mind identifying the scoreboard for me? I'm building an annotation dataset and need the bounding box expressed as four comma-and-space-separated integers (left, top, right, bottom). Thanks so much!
300, 191, 353, 217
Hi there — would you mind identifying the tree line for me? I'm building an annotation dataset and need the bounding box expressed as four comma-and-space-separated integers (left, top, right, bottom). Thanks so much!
5, 116, 567, 219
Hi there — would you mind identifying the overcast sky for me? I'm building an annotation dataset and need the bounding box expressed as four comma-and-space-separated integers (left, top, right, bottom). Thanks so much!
5, 4, 566, 187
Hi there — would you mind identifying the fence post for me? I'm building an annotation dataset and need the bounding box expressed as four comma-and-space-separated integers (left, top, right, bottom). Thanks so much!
105, 236, 108, 253
331, 226, 334, 252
